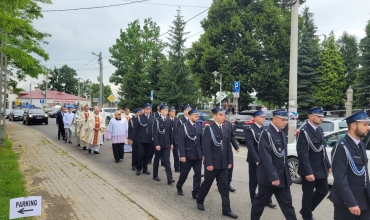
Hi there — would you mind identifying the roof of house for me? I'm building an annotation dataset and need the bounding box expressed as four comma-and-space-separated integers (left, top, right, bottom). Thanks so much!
17, 89, 89, 100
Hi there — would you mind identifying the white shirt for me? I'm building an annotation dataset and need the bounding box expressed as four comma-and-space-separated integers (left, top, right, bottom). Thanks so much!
271, 122, 280, 133
254, 122, 263, 129
63, 112, 75, 128
307, 121, 318, 131
348, 134, 360, 147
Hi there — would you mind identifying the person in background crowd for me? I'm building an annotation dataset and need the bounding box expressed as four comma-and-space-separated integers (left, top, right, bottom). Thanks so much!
168, 107, 180, 172
197, 107, 237, 219
297, 107, 331, 220
63, 106, 75, 144
261, 105, 268, 112
176, 108, 203, 198
245, 110, 277, 208
56, 106, 66, 141
87, 106, 106, 154
223, 114, 240, 192
152, 104, 175, 185
72, 105, 81, 147
251, 109, 296, 220
129, 108, 142, 170
77, 104, 90, 150
128, 103, 154, 176
106, 110, 128, 163
329, 110, 370, 219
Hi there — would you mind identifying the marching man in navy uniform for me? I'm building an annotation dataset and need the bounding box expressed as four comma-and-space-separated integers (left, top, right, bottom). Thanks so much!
177, 103, 192, 172
245, 110, 277, 208
169, 107, 181, 172
128, 103, 154, 176
176, 108, 203, 198
223, 113, 240, 192
330, 110, 370, 219
297, 107, 331, 220
196, 107, 238, 219
129, 108, 142, 171
251, 109, 296, 220
152, 104, 175, 185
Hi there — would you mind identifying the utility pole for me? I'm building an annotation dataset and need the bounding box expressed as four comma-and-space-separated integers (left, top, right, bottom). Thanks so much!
45, 72, 48, 108
288, 0, 299, 143
99, 52, 103, 107
78, 78, 80, 105
30, 84, 32, 106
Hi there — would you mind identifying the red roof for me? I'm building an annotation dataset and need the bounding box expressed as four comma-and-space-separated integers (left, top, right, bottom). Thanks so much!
17, 89, 89, 101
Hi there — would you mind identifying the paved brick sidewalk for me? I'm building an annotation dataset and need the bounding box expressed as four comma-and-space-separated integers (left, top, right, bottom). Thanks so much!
7, 123, 153, 220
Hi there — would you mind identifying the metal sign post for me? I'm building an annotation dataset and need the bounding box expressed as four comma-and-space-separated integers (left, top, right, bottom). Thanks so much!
233, 81, 240, 115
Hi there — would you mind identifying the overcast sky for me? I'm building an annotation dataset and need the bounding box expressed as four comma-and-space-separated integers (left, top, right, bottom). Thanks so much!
21, 0, 370, 96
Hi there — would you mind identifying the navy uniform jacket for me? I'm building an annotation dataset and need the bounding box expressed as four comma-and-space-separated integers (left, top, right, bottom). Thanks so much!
297, 124, 331, 179
128, 116, 137, 136
128, 114, 154, 144
329, 135, 370, 210
171, 117, 180, 146
153, 111, 160, 119
245, 123, 263, 164
153, 117, 173, 148
56, 110, 64, 125
257, 124, 292, 188
202, 123, 233, 170
177, 117, 189, 130
223, 121, 239, 151
178, 121, 203, 160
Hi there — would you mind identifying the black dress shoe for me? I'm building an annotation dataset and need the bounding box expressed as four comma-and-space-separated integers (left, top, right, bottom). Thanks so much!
77, 144, 80, 147
132, 166, 136, 171
192, 193, 198, 200
88, 149, 91, 153
175, 170, 180, 173
94, 151, 100, 154
266, 202, 277, 208
136, 170, 141, 175
299, 210, 315, 220
197, 203, 205, 211
142, 170, 150, 175
115, 160, 119, 163
222, 211, 238, 219
58, 138, 60, 140
153, 176, 161, 181
177, 187, 184, 196
167, 179, 175, 185
228, 185, 236, 192
83, 147, 87, 150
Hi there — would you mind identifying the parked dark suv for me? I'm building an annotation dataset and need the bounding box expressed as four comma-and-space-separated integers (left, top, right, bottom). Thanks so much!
232, 110, 272, 142
23, 108, 48, 125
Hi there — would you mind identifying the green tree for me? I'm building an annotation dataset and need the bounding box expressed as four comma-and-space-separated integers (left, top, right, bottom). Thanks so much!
109, 18, 165, 109
336, 32, 359, 90
36, 65, 79, 95
314, 32, 346, 109
157, 9, 200, 110
1, 0, 51, 92
90, 83, 113, 105
297, 7, 321, 118
79, 79, 92, 99
354, 21, 370, 107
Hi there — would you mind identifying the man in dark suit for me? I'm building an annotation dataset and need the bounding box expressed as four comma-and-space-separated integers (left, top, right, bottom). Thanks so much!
245, 110, 276, 208
297, 107, 331, 220
129, 108, 142, 171
152, 104, 175, 185
330, 110, 370, 219
128, 103, 154, 176
56, 106, 66, 140
176, 103, 192, 171
176, 108, 203, 198
223, 114, 239, 192
169, 107, 180, 172
251, 109, 296, 220
196, 107, 238, 219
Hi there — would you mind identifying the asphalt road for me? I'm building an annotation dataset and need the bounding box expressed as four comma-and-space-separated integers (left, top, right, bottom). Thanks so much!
16, 118, 335, 220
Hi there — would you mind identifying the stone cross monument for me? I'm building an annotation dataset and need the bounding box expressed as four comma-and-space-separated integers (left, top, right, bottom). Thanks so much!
345, 86, 353, 117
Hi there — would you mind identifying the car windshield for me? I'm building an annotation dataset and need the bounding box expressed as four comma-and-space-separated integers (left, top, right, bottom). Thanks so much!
319, 121, 334, 132
201, 113, 212, 121
235, 114, 253, 121
14, 110, 23, 114
28, 109, 45, 114
6, 109, 11, 114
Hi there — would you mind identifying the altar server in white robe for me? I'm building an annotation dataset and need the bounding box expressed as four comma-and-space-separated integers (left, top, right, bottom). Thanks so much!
87, 106, 106, 154
105, 110, 129, 163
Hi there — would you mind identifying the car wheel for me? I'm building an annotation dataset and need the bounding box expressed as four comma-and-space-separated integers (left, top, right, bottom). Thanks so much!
9, 117, 11, 121
45, 121, 48, 125
288, 157, 301, 184
23, 119, 25, 124
27, 119, 31, 125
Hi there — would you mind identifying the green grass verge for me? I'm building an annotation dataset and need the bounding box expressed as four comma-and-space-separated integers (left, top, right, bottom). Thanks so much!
0, 135, 29, 219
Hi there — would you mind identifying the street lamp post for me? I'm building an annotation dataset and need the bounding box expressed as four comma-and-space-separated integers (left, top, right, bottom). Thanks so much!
92, 52, 103, 106
212, 71, 222, 107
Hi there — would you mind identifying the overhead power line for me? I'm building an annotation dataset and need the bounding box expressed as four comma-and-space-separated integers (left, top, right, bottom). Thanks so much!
76, 57, 97, 71
160, 8, 209, 37
138, 2, 209, 8
40, 0, 147, 12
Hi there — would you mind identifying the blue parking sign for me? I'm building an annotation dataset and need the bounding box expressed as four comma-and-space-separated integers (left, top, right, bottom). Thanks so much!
233, 81, 240, 92
40, 99, 45, 104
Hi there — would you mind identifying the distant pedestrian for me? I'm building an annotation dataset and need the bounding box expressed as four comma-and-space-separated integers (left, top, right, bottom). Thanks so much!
56, 106, 66, 141
105, 111, 129, 163
63, 106, 74, 144
87, 106, 106, 154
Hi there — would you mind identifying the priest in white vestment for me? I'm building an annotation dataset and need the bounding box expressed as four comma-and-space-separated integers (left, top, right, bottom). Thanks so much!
105, 110, 129, 163
87, 106, 106, 154
71, 105, 81, 146
77, 105, 91, 150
